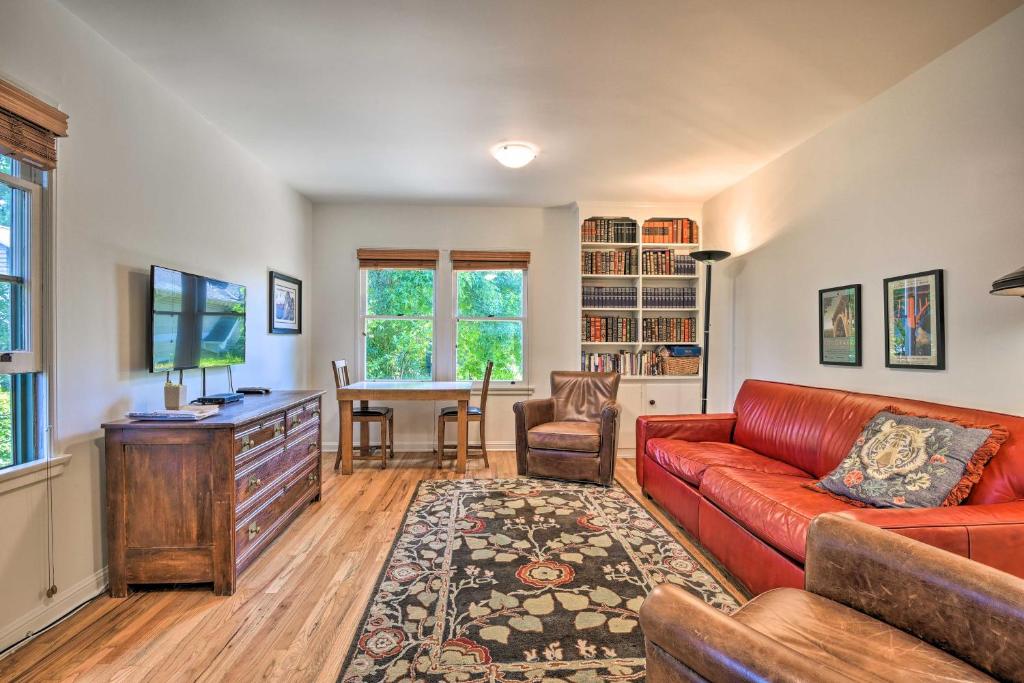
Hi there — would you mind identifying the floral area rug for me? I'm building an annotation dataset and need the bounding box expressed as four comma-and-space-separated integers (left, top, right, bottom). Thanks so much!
338, 479, 741, 682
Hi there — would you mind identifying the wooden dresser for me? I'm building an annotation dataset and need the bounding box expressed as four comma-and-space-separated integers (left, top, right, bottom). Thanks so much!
102, 390, 324, 596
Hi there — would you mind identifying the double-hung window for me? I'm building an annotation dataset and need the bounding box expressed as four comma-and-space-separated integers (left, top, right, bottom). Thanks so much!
451, 251, 529, 382
0, 154, 45, 469
359, 249, 438, 381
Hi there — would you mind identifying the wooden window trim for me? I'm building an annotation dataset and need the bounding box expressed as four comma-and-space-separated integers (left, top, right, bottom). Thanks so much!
450, 250, 531, 271
0, 79, 68, 170
357, 248, 439, 270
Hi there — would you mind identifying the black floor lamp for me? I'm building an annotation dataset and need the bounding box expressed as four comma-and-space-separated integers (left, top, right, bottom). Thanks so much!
689, 250, 731, 414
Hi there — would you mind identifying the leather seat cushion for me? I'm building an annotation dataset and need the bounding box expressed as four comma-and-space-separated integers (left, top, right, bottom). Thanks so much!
528, 421, 601, 453
353, 407, 393, 416
440, 405, 482, 416
646, 438, 809, 486
733, 588, 994, 682
699, 468, 856, 563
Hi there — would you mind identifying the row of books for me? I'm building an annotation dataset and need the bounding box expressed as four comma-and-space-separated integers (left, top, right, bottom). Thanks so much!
581, 216, 638, 244
643, 287, 698, 308
582, 249, 639, 275
582, 316, 637, 343
582, 286, 637, 308
581, 350, 665, 376
642, 250, 697, 276
642, 217, 699, 244
643, 317, 696, 343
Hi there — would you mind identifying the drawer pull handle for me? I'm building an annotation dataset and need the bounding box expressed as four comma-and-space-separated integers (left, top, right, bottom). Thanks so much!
308, 472, 318, 483
241, 437, 254, 451
274, 425, 284, 436
247, 477, 263, 491
311, 410, 320, 418
247, 523, 262, 539
308, 442, 317, 452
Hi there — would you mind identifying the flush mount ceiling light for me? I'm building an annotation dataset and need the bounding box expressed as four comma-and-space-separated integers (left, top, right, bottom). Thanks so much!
490, 141, 538, 168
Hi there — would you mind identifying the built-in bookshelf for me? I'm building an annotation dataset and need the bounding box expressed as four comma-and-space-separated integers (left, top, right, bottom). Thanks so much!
576, 209, 704, 379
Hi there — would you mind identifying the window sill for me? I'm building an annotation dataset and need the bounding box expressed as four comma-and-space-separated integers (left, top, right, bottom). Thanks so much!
474, 384, 534, 397
0, 454, 72, 496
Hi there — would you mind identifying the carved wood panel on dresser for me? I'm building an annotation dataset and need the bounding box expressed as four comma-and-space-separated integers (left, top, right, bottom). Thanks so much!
102, 390, 324, 596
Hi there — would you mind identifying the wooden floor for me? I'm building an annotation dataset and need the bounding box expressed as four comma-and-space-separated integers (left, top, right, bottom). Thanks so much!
0, 451, 744, 682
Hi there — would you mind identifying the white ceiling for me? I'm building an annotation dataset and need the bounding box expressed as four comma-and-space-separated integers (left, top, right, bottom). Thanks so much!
59, 0, 1021, 206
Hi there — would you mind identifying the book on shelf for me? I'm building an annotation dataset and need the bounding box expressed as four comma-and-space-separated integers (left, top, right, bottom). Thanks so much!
641, 217, 700, 244
581, 248, 638, 275
581, 315, 637, 343
641, 250, 696, 276
642, 286, 697, 308
581, 216, 638, 244
582, 286, 638, 308
642, 316, 696, 343
580, 349, 664, 376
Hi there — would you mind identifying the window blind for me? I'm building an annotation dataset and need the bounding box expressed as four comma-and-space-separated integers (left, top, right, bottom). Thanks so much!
0, 80, 68, 170
450, 250, 531, 270
357, 248, 440, 270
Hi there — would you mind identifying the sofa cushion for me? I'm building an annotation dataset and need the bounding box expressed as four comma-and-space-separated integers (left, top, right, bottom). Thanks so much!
733, 588, 993, 682
647, 438, 809, 486
699, 468, 856, 563
528, 421, 600, 452
810, 409, 1009, 509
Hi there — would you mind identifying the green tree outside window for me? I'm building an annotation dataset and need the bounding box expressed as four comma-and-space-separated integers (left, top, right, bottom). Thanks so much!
364, 269, 434, 380
456, 270, 525, 381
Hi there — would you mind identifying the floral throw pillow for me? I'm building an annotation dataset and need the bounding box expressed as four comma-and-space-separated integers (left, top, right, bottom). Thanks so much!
808, 408, 1008, 509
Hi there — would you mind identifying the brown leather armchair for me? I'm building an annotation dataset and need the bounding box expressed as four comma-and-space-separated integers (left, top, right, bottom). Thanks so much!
640, 513, 1024, 682
513, 371, 620, 486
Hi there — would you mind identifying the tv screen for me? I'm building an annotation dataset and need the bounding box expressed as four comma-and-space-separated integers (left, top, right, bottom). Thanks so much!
150, 265, 246, 372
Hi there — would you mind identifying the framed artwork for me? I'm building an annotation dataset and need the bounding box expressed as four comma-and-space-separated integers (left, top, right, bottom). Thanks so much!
819, 284, 861, 366
884, 269, 944, 370
269, 271, 302, 334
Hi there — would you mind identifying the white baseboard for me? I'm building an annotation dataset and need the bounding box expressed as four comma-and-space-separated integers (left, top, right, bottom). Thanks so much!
0, 566, 108, 655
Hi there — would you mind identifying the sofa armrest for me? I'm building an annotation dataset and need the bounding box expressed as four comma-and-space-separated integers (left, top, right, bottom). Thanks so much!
513, 398, 555, 475
635, 413, 736, 486
834, 500, 1024, 574
639, 584, 849, 683
806, 513, 1024, 681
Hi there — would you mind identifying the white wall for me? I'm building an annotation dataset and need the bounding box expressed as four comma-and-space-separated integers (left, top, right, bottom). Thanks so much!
311, 204, 577, 451
0, 0, 312, 649
702, 6, 1024, 416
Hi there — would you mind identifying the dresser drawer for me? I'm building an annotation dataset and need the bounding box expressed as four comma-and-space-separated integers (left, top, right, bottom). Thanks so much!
286, 400, 321, 435
234, 413, 286, 463
235, 428, 320, 513
235, 459, 319, 563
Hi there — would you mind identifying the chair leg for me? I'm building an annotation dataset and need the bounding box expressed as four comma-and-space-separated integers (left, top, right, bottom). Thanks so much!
479, 417, 489, 468
334, 415, 344, 471
389, 414, 395, 458
379, 417, 387, 470
436, 417, 445, 469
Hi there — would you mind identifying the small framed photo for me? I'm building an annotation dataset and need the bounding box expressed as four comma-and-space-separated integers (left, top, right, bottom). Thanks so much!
269, 271, 302, 335
884, 269, 944, 370
819, 284, 861, 366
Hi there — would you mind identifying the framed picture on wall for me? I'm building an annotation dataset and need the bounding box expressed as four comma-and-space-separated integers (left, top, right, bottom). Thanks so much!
819, 284, 861, 366
269, 271, 302, 334
884, 269, 944, 370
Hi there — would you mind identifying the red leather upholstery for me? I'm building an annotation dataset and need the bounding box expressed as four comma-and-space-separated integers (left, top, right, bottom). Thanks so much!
698, 468, 854, 563
647, 438, 807, 486
635, 413, 736, 486
639, 379, 1024, 594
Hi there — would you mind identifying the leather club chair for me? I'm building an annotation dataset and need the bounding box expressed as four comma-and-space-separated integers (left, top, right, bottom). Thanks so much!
640, 513, 1024, 682
513, 371, 620, 486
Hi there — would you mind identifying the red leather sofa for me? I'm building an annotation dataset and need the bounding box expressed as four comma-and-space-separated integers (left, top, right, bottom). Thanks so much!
636, 379, 1024, 595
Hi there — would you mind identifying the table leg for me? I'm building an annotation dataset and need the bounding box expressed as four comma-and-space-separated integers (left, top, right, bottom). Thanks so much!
340, 399, 354, 475
457, 399, 469, 474
358, 400, 369, 455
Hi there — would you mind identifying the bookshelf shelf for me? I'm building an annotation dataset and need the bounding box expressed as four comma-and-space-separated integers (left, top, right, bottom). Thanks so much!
580, 273, 639, 279
640, 242, 699, 249
642, 274, 698, 279
582, 307, 640, 312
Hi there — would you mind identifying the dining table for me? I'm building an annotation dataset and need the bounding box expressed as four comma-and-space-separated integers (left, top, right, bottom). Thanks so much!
336, 381, 474, 474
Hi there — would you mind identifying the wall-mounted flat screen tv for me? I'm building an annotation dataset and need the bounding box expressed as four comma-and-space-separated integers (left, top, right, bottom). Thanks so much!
150, 265, 246, 372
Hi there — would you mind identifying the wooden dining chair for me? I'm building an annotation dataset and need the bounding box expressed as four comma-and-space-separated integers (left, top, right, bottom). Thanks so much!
332, 359, 395, 470
436, 361, 493, 469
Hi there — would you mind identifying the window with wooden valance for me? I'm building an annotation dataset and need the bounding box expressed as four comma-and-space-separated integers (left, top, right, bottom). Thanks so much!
357, 248, 440, 270
0, 79, 68, 170
449, 250, 531, 270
